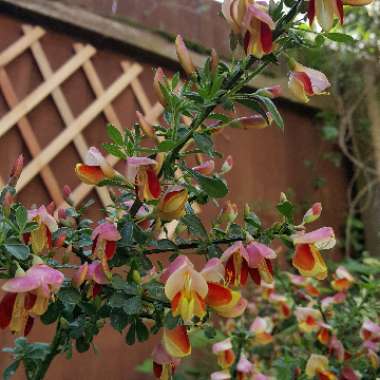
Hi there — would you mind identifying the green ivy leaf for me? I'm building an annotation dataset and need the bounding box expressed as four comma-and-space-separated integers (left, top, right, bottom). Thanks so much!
4, 244, 30, 261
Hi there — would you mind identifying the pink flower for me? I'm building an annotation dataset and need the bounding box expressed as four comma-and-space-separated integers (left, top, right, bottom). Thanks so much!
246, 241, 276, 285
92, 222, 121, 274
221, 241, 249, 287
0, 263, 64, 334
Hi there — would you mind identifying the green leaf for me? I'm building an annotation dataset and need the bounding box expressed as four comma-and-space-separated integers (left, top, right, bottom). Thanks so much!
26, 343, 50, 360
4, 244, 30, 261
182, 214, 208, 239
58, 287, 81, 305
109, 293, 128, 308
193, 133, 214, 156
76, 338, 90, 353
110, 309, 130, 332
3, 360, 20, 380
123, 296, 142, 315
256, 95, 284, 130
111, 276, 138, 295
193, 173, 228, 198
106, 124, 123, 145
125, 323, 136, 345
15, 206, 27, 230
158, 140, 177, 152
325, 33, 355, 44
136, 319, 149, 342
276, 200, 295, 222
102, 143, 126, 159
41, 302, 60, 325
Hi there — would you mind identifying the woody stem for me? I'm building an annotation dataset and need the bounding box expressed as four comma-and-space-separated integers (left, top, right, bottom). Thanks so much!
31, 322, 63, 380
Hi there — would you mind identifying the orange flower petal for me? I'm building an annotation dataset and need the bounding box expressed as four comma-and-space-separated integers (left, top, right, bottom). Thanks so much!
75, 164, 107, 185
163, 326, 191, 358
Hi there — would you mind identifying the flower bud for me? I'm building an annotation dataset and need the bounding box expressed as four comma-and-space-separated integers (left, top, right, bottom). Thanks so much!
256, 85, 282, 99
280, 192, 288, 202
220, 155, 233, 174
63, 185, 72, 198
136, 111, 156, 139
230, 114, 272, 130
132, 270, 141, 284
153, 67, 167, 106
158, 186, 188, 221
192, 160, 215, 176
210, 48, 219, 75
302, 202, 322, 224
9, 154, 24, 186
175, 35, 196, 76
219, 201, 238, 224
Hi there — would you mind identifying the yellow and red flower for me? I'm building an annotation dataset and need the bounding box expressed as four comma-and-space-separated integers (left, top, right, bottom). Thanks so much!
212, 338, 235, 369
157, 186, 188, 221
26, 205, 58, 255
308, 0, 343, 31
221, 242, 249, 287
288, 61, 330, 103
305, 354, 337, 379
222, 0, 275, 58
162, 256, 208, 322
331, 266, 354, 292
75, 147, 117, 185
292, 227, 335, 280
72, 261, 109, 298
91, 221, 121, 275
250, 317, 273, 345
246, 241, 277, 285
152, 342, 181, 380
126, 156, 161, 201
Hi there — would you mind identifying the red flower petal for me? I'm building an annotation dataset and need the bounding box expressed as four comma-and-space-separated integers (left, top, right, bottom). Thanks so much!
0, 293, 16, 329
24, 316, 34, 337
24, 293, 37, 310
146, 167, 161, 199
206, 283, 233, 307
308, 0, 315, 25
260, 22, 273, 54
105, 241, 117, 260
249, 267, 261, 285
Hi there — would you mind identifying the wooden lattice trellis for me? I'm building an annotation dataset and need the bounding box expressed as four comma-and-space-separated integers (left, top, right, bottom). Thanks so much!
0, 24, 164, 207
